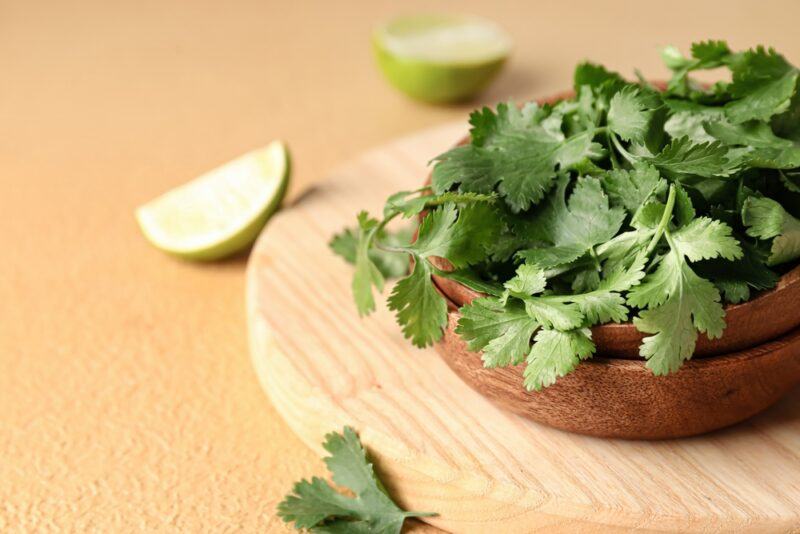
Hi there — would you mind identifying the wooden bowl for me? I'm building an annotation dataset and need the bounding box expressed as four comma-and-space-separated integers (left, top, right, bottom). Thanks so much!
436, 305, 800, 439
429, 87, 800, 439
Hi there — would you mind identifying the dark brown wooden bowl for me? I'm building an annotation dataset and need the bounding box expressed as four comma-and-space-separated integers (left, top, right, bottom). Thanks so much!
437, 306, 800, 439
429, 86, 800, 439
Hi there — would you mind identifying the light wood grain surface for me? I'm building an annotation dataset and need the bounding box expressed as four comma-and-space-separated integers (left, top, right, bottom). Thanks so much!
248, 122, 800, 532
3, 1, 800, 531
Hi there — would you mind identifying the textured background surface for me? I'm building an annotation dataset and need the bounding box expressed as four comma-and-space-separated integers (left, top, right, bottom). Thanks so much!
1, 1, 799, 531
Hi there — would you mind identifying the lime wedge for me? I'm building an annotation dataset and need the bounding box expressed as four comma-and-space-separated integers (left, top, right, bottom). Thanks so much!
373, 15, 511, 103
136, 141, 290, 261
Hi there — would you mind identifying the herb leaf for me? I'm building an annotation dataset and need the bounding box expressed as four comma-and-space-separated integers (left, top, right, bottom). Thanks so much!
524, 328, 595, 391
518, 176, 625, 267
648, 137, 735, 177
278, 427, 433, 533
387, 259, 447, 348
743, 196, 800, 265
432, 102, 603, 212
330, 226, 411, 279
608, 85, 655, 143
457, 297, 539, 367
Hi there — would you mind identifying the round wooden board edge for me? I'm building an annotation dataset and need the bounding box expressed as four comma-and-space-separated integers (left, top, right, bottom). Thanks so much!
245, 126, 799, 534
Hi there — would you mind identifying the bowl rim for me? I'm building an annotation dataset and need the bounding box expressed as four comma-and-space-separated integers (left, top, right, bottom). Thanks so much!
426, 84, 800, 358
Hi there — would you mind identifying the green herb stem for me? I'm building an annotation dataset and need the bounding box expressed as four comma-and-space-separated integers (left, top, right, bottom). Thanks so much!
645, 183, 676, 256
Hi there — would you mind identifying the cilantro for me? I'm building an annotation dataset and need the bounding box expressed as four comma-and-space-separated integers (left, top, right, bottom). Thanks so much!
602, 164, 665, 214
607, 85, 656, 143
662, 40, 732, 97
628, 212, 742, 375
573, 62, 624, 91
743, 195, 800, 265
517, 175, 625, 268
278, 427, 434, 533
704, 119, 794, 149
457, 297, 538, 367
524, 328, 595, 390
431, 102, 603, 212
663, 99, 725, 143
351, 212, 389, 316
726, 46, 798, 123
387, 259, 447, 348
330, 226, 411, 280
647, 137, 736, 177
333, 41, 800, 389
695, 241, 779, 303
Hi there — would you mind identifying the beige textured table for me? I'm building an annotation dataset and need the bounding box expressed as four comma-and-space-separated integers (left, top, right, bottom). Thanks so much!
2, 1, 800, 532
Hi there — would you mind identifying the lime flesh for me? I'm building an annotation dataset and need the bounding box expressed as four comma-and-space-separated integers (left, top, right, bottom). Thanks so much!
136, 141, 290, 261
374, 15, 511, 103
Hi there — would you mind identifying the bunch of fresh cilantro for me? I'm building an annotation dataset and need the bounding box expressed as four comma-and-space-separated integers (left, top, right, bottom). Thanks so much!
331, 40, 800, 390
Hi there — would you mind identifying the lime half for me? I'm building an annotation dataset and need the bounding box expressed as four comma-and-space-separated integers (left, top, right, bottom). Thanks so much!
136, 141, 290, 261
374, 15, 511, 103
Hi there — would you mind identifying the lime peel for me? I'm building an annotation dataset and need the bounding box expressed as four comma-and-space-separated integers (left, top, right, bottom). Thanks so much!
374, 14, 511, 103
136, 140, 290, 261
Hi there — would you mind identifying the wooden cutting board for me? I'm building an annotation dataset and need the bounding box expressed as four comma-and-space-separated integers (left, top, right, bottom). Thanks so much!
246, 121, 800, 533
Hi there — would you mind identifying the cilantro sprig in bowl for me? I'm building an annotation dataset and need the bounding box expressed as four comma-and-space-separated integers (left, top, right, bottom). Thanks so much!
331, 41, 800, 439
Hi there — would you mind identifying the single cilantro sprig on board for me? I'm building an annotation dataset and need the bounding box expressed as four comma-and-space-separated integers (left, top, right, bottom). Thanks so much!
331, 40, 800, 390
278, 427, 434, 533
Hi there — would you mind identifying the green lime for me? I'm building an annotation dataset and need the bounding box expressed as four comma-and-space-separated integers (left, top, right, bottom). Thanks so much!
373, 14, 511, 103
136, 141, 290, 261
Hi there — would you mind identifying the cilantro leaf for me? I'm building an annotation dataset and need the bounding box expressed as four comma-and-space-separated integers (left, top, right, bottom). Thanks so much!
740, 145, 800, 169
523, 328, 595, 391
518, 176, 625, 267
743, 195, 800, 265
573, 62, 624, 91
601, 164, 665, 214
628, 218, 741, 374
673, 183, 697, 227
438, 269, 504, 296
725, 46, 798, 123
663, 99, 725, 143
662, 40, 732, 97
278, 427, 433, 533
456, 297, 539, 367
330, 226, 411, 280
703, 119, 794, 149
523, 298, 584, 330
670, 217, 743, 261
503, 263, 547, 297
387, 259, 447, 348
647, 136, 736, 177
692, 40, 733, 64
351, 212, 387, 316
695, 241, 779, 303
607, 86, 655, 143
432, 102, 603, 212
385, 190, 495, 219
408, 203, 497, 268
388, 202, 502, 347
632, 255, 725, 375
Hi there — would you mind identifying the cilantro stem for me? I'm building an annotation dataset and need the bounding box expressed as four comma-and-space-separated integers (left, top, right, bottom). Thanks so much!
610, 133, 639, 165
589, 248, 601, 270
606, 131, 621, 169
374, 243, 407, 254
645, 183, 676, 256
370, 211, 403, 253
